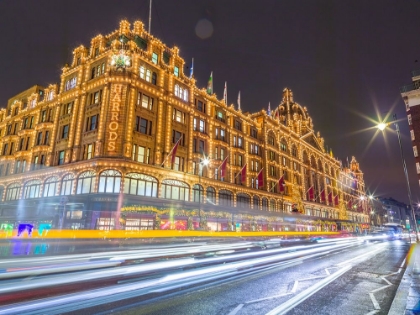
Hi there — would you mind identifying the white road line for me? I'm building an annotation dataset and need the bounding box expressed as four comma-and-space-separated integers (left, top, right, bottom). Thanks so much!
291, 281, 299, 293
264, 265, 352, 315
369, 292, 380, 309
380, 276, 392, 286
227, 303, 244, 315
325, 268, 331, 275
246, 293, 292, 304
297, 275, 326, 282
400, 257, 407, 268
371, 284, 392, 294
365, 309, 379, 315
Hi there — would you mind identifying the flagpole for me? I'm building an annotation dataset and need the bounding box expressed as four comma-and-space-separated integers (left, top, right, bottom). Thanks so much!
160, 135, 182, 167
148, 0, 152, 33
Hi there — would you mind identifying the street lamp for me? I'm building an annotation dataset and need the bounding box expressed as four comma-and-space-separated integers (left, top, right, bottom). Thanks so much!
377, 114, 419, 242
198, 155, 210, 230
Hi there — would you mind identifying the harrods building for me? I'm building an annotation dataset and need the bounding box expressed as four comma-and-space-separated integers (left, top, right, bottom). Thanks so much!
0, 20, 369, 231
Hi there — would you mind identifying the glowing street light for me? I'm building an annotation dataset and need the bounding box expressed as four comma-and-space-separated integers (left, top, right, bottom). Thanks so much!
376, 114, 419, 242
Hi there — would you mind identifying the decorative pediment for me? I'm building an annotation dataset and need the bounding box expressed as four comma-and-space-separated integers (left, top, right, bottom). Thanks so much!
301, 132, 323, 151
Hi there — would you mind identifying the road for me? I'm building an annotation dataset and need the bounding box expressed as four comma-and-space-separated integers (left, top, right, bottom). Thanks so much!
0, 237, 410, 315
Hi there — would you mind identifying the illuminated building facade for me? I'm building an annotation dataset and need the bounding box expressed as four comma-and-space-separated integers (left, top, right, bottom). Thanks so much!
401, 70, 420, 188
0, 20, 369, 231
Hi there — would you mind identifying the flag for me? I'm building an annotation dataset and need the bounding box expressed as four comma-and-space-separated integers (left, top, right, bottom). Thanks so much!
220, 156, 228, 179
307, 186, 314, 201
328, 192, 333, 204
223, 81, 227, 103
257, 169, 264, 187
329, 149, 333, 158
237, 91, 241, 110
320, 189, 326, 202
334, 194, 339, 206
267, 102, 271, 116
240, 164, 247, 182
347, 199, 353, 209
170, 136, 182, 164
189, 58, 194, 79
207, 71, 213, 95
279, 175, 285, 192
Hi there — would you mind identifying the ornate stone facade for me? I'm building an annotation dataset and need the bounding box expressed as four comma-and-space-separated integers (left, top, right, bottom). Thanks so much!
0, 20, 369, 231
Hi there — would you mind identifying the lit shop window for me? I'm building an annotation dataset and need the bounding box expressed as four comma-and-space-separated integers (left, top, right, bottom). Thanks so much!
174, 84, 188, 101
98, 170, 121, 193
161, 179, 189, 201
124, 173, 157, 197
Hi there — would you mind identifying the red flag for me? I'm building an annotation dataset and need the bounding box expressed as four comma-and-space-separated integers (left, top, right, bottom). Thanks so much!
320, 189, 326, 202
347, 199, 353, 209
220, 157, 228, 178
307, 186, 314, 201
334, 195, 339, 206
171, 137, 181, 164
257, 169, 264, 187
279, 176, 285, 192
328, 192, 333, 204
241, 164, 247, 182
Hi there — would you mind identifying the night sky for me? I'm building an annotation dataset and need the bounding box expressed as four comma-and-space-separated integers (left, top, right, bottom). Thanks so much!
0, 0, 419, 204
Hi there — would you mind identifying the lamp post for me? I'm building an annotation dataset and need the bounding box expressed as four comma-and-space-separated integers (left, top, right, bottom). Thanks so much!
377, 114, 419, 242
198, 155, 210, 230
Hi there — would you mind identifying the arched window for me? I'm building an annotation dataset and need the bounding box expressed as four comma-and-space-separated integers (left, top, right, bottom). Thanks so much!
76, 171, 96, 194
98, 170, 121, 193
193, 184, 203, 203
6, 183, 21, 201
237, 193, 250, 209
219, 189, 233, 207
291, 145, 298, 158
280, 139, 288, 152
262, 197, 268, 211
61, 174, 75, 195
206, 187, 216, 204
253, 196, 260, 210
152, 72, 157, 85
269, 199, 276, 211
43, 176, 59, 197
161, 179, 189, 201
23, 180, 41, 199
124, 173, 157, 197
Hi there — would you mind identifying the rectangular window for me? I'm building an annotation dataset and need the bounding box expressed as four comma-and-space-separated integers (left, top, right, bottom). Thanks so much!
86, 144, 94, 160
41, 110, 47, 122
9, 142, 14, 155
251, 129, 258, 139
174, 156, 184, 171
234, 120, 242, 131
172, 130, 184, 145
58, 151, 65, 165
25, 137, 30, 150
152, 52, 158, 64
2, 143, 8, 155
139, 94, 153, 110
197, 100, 205, 113
220, 148, 225, 160
174, 66, 179, 77
36, 132, 43, 145
62, 125, 69, 139
215, 147, 218, 160
238, 137, 243, 148
44, 131, 50, 145
411, 130, 415, 141
19, 138, 24, 151
87, 114, 98, 131
92, 90, 102, 104
414, 146, 418, 157
173, 108, 185, 123
408, 114, 412, 125
139, 118, 152, 135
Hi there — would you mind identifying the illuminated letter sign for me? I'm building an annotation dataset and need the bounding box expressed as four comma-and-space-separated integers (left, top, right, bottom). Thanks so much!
108, 84, 123, 151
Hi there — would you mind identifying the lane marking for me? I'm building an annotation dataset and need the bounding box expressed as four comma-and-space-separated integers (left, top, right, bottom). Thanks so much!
365, 310, 379, 315
369, 292, 380, 309
264, 265, 352, 315
291, 281, 298, 293
380, 276, 392, 286
227, 303, 244, 315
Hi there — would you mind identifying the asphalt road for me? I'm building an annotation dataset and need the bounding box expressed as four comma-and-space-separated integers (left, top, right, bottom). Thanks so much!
100, 240, 409, 315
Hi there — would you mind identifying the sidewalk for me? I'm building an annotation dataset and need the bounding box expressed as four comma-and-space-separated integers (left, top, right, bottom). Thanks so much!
389, 241, 420, 315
